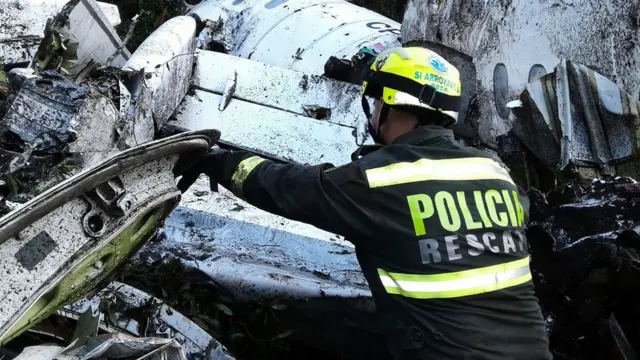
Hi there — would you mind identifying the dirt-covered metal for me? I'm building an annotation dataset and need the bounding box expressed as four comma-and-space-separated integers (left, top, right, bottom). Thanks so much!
0, 130, 218, 345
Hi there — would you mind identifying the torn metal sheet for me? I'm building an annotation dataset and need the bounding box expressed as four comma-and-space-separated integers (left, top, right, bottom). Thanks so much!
14, 333, 187, 360
32, 0, 130, 75
65, 281, 234, 359
187, 0, 402, 74
0, 0, 124, 65
0, 71, 136, 202
122, 16, 196, 129
193, 49, 371, 144
401, 0, 640, 147
171, 89, 359, 166
194, 17, 230, 53
511, 60, 640, 179
0, 130, 217, 346
0, 65, 158, 202
117, 69, 157, 150
143, 180, 370, 301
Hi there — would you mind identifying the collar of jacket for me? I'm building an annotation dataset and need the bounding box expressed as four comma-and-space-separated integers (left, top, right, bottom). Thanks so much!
351, 126, 456, 161
391, 125, 456, 146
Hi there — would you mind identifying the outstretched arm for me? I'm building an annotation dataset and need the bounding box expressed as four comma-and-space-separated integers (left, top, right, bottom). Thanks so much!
180, 148, 377, 241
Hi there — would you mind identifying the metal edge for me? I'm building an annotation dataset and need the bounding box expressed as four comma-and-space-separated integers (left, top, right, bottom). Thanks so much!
0, 129, 220, 244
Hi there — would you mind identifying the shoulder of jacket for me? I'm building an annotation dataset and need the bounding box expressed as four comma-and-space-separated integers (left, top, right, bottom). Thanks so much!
357, 146, 404, 171
464, 146, 510, 168
321, 160, 370, 187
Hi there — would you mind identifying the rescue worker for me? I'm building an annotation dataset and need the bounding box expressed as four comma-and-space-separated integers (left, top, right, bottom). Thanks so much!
177, 47, 552, 360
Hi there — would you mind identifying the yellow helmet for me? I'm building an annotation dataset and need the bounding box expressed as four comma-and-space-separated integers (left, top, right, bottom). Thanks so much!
360, 47, 462, 127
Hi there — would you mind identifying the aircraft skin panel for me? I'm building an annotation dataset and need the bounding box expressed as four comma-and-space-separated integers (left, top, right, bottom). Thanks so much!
193, 49, 365, 130
245, 2, 399, 69
157, 180, 370, 301
188, 0, 401, 73
123, 15, 197, 128
292, 31, 401, 74
172, 89, 360, 166
402, 0, 640, 145
0, 0, 124, 64
0, 157, 180, 342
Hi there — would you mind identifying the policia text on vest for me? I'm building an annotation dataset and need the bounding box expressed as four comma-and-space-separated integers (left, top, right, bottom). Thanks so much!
408, 188, 526, 264
366, 154, 534, 303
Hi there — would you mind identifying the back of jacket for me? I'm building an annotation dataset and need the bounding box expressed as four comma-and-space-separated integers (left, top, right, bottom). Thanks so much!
216, 125, 551, 360
351, 127, 551, 359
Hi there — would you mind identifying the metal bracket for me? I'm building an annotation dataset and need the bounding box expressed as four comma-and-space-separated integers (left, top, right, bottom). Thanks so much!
93, 177, 133, 218
82, 196, 108, 238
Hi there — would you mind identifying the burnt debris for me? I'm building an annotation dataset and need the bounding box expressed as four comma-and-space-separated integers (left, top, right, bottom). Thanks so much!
528, 177, 640, 359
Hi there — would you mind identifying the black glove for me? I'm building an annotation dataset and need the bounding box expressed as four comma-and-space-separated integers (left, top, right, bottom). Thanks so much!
177, 146, 229, 193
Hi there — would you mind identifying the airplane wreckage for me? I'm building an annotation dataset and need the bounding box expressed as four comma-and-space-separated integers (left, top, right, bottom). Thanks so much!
0, 0, 639, 358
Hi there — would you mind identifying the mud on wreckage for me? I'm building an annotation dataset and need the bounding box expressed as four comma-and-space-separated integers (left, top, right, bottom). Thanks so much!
2, 0, 640, 359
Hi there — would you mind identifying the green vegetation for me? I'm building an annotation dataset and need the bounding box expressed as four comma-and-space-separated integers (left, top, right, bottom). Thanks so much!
352, 0, 407, 21
103, 0, 191, 52
119, 259, 346, 359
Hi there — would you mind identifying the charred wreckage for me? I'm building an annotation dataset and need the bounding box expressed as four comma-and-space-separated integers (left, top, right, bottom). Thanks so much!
0, 0, 639, 359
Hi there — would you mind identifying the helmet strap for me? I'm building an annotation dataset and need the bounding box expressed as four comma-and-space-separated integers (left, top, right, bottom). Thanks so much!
361, 96, 391, 145
372, 103, 391, 144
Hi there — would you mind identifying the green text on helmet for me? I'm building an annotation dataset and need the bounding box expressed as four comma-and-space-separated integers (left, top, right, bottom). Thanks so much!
361, 47, 462, 125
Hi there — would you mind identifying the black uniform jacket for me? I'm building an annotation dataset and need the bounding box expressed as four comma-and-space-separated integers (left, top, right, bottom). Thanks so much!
213, 125, 552, 360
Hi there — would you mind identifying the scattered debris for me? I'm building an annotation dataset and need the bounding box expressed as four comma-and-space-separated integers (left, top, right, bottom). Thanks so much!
0, 130, 216, 347
0, 0, 123, 65
15, 333, 187, 360
65, 281, 235, 360
3, 0, 640, 359
527, 177, 640, 359
0, 68, 156, 212
510, 60, 640, 182
6, 280, 234, 360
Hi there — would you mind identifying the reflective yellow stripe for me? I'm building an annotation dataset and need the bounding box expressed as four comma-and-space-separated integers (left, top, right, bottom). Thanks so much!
364, 157, 514, 188
231, 156, 266, 197
378, 257, 531, 299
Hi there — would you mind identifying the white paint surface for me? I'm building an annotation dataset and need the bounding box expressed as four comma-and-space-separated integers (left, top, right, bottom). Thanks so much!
59, 0, 130, 71
188, 0, 402, 74
0, 0, 124, 64
193, 49, 368, 132
143, 178, 370, 301
123, 16, 197, 128
402, 0, 640, 144
172, 89, 360, 166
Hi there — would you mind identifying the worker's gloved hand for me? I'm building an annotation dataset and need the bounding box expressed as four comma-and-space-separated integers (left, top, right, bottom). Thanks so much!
177, 145, 228, 193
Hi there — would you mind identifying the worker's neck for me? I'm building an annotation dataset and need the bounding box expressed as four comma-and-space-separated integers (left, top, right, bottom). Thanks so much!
381, 112, 419, 145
